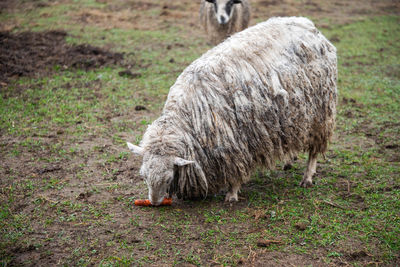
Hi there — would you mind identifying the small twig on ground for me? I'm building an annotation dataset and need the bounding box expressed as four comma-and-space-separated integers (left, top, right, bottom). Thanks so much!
323, 199, 347, 209
345, 179, 351, 194
312, 199, 320, 211
366, 261, 383, 266
247, 245, 257, 264
337, 256, 350, 266
37, 195, 59, 204
73, 222, 89, 226
93, 183, 118, 186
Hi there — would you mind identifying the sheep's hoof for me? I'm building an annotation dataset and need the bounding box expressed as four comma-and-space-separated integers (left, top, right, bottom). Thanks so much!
299, 179, 313, 188
225, 193, 238, 202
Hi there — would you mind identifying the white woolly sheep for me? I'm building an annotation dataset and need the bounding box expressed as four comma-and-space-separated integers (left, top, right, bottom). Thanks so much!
200, 0, 251, 45
128, 17, 337, 205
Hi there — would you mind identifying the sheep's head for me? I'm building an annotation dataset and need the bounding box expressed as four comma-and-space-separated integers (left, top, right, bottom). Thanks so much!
206, 0, 242, 25
127, 142, 194, 205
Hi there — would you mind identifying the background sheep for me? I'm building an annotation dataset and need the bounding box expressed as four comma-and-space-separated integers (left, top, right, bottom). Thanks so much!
128, 17, 337, 205
200, 0, 251, 45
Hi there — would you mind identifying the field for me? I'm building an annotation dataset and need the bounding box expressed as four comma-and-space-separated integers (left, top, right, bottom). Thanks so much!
1, 0, 399, 266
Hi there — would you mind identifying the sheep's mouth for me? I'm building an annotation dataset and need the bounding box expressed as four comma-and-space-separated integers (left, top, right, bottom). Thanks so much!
150, 198, 164, 206
217, 22, 230, 28
218, 19, 229, 25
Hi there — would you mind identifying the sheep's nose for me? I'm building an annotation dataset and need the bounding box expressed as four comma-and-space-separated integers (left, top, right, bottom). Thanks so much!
150, 196, 163, 206
152, 200, 163, 206
219, 16, 226, 24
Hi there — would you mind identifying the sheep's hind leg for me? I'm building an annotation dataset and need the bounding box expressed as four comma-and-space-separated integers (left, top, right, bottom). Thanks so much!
225, 183, 241, 202
300, 152, 318, 187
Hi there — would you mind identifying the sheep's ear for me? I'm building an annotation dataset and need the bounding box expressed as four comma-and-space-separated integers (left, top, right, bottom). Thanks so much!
233, 0, 242, 3
205, 0, 215, 3
127, 142, 144, 155
174, 157, 195, 166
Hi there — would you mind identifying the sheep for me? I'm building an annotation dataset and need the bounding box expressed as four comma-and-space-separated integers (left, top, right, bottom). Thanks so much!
127, 17, 337, 205
200, 0, 251, 45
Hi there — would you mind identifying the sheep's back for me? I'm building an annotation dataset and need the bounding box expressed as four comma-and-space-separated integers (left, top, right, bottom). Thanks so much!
163, 17, 337, 196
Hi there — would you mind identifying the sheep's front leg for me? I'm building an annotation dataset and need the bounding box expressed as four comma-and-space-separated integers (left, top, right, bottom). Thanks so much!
225, 183, 241, 202
300, 152, 317, 187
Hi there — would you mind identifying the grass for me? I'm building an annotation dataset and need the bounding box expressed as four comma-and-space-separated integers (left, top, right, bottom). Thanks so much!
0, 0, 399, 266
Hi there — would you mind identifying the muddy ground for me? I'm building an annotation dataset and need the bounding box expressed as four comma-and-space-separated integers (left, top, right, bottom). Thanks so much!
0, 30, 125, 83
0, 0, 399, 266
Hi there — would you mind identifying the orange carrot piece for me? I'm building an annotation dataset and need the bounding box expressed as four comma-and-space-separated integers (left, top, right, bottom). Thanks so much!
134, 198, 172, 206
160, 198, 172, 205
134, 199, 151, 206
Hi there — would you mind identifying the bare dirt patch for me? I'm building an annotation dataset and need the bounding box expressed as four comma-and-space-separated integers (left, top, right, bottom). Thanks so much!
0, 0, 50, 14
0, 30, 124, 84
66, 0, 400, 35
251, 250, 328, 266
252, 0, 400, 26
71, 0, 202, 32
